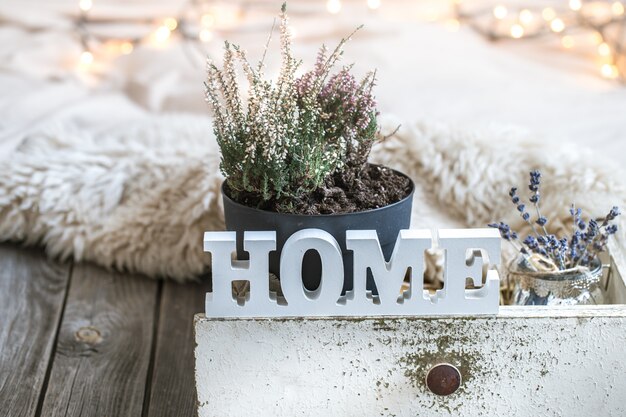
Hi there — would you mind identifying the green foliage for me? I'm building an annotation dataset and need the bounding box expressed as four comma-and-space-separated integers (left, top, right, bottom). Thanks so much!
204, 4, 379, 207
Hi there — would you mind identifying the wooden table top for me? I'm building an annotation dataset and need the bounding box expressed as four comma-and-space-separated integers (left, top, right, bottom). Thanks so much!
0, 243, 210, 417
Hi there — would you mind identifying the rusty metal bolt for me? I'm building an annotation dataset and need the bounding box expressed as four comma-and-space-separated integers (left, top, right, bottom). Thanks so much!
425, 363, 462, 396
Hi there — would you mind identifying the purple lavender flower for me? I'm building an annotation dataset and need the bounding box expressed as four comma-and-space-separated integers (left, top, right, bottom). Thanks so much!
529, 170, 541, 192
570, 205, 582, 224
536, 216, 548, 226
515, 203, 531, 223
488, 222, 515, 241
569, 230, 582, 260
585, 219, 599, 243
602, 206, 621, 226
547, 235, 559, 250
523, 236, 539, 252
530, 193, 540, 204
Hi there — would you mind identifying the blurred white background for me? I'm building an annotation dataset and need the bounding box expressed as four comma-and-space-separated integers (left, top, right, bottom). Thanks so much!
1, 0, 625, 161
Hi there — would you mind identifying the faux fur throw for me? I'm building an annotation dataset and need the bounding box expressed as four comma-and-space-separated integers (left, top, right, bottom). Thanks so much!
1, 114, 624, 281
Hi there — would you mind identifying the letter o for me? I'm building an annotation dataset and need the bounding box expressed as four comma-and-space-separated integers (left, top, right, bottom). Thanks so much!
279, 229, 344, 309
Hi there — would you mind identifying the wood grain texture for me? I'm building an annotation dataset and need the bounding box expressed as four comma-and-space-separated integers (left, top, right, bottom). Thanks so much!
39, 263, 159, 417
608, 240, 626, 303
0, 244, 71, 417
146, 278, 211, 417
195, 312, 626, 417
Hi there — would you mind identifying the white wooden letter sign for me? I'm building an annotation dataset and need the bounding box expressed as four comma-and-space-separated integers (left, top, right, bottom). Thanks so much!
203, 228, 501, 317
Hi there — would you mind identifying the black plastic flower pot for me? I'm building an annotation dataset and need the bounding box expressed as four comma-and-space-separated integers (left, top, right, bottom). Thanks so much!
221, 167, 415, 294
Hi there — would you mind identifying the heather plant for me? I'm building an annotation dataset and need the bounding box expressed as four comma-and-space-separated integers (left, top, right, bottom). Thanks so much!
204, 4, 379, 209
489, 170, 621, 271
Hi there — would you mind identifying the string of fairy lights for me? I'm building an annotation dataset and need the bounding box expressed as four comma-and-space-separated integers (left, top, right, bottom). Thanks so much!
75, 0, 625, 82
76, 0, 233, 70
451, 0, 626, 81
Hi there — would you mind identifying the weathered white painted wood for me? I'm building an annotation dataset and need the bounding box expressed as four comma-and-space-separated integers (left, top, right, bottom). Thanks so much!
608, 240, 626, 303
195, 306, 626, 417
203, 228, 501, 317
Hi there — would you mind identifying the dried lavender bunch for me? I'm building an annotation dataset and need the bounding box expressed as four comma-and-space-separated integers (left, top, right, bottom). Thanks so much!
488, 170, 621, 271
204, 3, 379, 206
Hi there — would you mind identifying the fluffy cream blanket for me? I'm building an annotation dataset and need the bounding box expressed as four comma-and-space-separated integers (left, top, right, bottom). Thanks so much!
1, 114, 624, 281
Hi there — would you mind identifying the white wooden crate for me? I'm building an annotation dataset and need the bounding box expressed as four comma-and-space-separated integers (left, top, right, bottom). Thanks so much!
194, 242, 626, 417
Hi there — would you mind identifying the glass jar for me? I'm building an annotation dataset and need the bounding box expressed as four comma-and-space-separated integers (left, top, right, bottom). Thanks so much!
511, 257, 606, 306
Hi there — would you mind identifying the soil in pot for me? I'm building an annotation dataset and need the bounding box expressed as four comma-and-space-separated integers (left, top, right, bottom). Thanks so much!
227, 164, 412, 214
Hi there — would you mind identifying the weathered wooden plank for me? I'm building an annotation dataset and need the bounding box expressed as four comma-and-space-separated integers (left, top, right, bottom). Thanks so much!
608, 240, 626, 303
146, 278, 211, 417
39, 263, 159, 417
0, 244, 71, 417
195, 307, 626, 417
